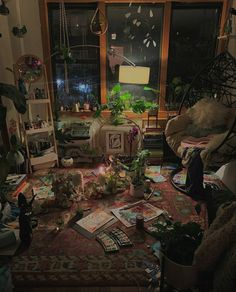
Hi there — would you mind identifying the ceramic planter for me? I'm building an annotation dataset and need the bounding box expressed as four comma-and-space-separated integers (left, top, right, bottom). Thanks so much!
130, 183, 145, 198
61, 156, 73, 168
83, 103, 90, 110
160, 251, 198, 290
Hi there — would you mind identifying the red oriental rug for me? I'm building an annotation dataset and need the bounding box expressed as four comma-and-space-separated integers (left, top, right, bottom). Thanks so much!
10, 166, 208, 289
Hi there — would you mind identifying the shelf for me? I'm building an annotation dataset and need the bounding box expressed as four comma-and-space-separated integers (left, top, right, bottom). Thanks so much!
30, 152, 58, 166
59, 110, 94, 117
25, 126, 54, 135
26, 99, 50, 104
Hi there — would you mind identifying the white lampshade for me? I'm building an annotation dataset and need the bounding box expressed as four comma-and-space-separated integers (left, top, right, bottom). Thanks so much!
119, 65, 150, 84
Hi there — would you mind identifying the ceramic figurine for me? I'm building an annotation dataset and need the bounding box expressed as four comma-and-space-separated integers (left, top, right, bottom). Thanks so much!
18, 192, 37, 247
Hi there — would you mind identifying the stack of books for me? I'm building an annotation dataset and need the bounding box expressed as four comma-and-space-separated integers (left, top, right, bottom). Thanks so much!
0, 174, 28, 200
143, 132, 163, 163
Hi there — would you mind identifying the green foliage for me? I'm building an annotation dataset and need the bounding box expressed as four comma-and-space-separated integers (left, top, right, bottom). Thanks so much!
152, 220, 203, 265
0, 82, 26, 126
0, 83, 26, 188
55, 45, 75, 64
130, 149, 150, 185
94, 83, 158, 125
167, 77, 190, 109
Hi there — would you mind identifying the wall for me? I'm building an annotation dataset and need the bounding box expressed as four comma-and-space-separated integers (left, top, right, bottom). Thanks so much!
219, 0, 236, 194
0, 0, 43, 140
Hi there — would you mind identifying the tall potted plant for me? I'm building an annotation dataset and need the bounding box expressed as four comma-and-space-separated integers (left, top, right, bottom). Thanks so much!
152, 220, 203, 290
128, 149, 150, 198
0, 82, 26, 200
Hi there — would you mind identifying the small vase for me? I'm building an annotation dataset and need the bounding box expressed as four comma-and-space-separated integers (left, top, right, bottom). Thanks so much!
61, 156, 73, 168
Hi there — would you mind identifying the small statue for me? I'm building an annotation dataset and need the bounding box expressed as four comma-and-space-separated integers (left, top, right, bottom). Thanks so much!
18, 192, 37, 247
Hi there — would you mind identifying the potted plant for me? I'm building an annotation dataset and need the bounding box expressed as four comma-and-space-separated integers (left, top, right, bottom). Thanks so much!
0, 82, 26, 202
94, 83, 157, 125
166, 77, 190, 111
51, 174, 76, 208
128, 149, 150, 198
6, 134, 25, 173
152, 220, 203, 290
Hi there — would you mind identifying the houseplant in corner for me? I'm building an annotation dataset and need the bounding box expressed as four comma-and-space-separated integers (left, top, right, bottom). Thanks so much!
152, 220, 203, 290
0, 82, 26, 201
128, 149, 150, 198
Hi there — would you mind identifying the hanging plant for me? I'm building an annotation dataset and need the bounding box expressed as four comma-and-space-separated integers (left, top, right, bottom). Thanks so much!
12, 25, 27, 38
55, 44, 74, 64
90, 7, 108, 36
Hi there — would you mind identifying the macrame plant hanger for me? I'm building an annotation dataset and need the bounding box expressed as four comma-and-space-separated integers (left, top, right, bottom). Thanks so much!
90, 7, 108, 36
59, 1, 70, 94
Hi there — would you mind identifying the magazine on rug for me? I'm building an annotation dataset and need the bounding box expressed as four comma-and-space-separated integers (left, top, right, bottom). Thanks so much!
145, 166, 166, 183
111, 200, 163, 227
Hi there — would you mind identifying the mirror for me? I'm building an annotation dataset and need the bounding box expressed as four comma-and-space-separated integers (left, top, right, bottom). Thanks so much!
15, 54, 43, 83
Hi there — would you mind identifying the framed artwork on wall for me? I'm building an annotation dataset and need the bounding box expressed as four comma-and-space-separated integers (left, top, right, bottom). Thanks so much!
106, 131, 124, 154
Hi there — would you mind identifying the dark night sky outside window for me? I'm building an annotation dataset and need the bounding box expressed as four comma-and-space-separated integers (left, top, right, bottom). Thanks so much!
48, 3, 100, 110
166, 3, 222, 110
107, 4, 163, 102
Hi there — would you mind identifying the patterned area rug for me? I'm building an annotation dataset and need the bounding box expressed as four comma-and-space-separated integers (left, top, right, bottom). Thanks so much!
10, 166, 208, 288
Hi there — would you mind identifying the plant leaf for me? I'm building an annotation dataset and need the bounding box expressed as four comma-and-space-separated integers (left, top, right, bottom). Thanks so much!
0, 82, 26, 114
111, 83, 121, 95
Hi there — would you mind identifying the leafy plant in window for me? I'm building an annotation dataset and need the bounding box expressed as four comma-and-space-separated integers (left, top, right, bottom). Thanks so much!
54, 44, 74, 64
94, 83, 157, 125
166, 77, 190, 110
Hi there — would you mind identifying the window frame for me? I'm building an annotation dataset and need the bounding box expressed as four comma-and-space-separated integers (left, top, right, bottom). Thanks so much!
39, 0, 230, 119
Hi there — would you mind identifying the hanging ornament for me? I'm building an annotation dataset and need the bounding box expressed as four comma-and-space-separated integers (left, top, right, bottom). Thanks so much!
90, 7, 108, 36
137, 5, 141, 14
125, 12, 131, 18
149, 9, 153, 18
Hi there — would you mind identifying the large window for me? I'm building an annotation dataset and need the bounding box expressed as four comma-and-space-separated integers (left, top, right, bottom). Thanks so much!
106, 4, 163, 102
48, 3, 100, 110
42, 1, 227, 114
166, 3, 222, 110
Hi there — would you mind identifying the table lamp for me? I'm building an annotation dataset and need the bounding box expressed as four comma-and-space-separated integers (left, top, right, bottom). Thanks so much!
108, 47, 150, 85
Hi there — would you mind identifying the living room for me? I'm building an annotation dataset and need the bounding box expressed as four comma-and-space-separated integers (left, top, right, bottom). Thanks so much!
0, 0, 236, 291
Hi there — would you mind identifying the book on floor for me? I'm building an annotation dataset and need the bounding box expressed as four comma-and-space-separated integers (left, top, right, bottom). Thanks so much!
74, 210, 116, 238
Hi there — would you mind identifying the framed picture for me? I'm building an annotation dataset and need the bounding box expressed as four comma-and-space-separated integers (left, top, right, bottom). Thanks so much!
106, 131, 124, 154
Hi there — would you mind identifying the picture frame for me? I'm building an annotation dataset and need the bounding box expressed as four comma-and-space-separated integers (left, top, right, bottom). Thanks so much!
106, 131, 124, 154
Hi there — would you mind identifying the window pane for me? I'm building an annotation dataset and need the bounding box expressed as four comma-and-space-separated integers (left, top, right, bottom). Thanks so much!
166, 3, 222, 110
107, 4, 163, 103
48, 3, 100, 110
